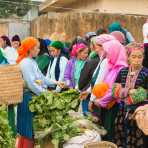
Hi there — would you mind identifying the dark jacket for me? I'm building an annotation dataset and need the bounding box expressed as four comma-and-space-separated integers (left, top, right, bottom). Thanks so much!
78, 57, 99, 91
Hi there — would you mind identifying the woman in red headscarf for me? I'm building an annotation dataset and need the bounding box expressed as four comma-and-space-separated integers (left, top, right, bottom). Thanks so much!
16, 37, 60, 148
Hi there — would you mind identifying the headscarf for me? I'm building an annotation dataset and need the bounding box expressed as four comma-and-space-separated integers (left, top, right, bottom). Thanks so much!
103, 40, 128, 69
17, 37, 38, 63
85, 32, 96, 41
108, 22, 126, 35
95, 34, 116, 46
1, 35, 11, 47
44, 39, 51, 47
70, 43, 87, 57
110, 31, 126, 44
49, 41, 64, 51
125, 42, 144, 56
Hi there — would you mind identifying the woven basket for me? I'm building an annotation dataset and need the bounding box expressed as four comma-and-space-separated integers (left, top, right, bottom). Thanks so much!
84, 141, 117, 148
0, 64, 23, 105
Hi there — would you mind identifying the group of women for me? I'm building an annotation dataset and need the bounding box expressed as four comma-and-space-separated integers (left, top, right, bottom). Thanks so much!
0, 20, 147, 148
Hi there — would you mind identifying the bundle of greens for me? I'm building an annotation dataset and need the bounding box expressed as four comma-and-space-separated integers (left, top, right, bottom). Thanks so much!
0, 105, 14, 148
29, 89, 81, 148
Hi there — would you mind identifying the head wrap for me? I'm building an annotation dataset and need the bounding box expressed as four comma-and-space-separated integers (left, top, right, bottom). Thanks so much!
108, 22, 126, 35
95, 34, 116, 46
110, 31, 126, 44
85, 32, 96, 40
1, 35, 11, 47
49, 41, 64, 51
44, 39, 51, 47
103, 40, 128, 69
70, 43, 87, 57
17, 37, 38, 63
126, 42, 144, 56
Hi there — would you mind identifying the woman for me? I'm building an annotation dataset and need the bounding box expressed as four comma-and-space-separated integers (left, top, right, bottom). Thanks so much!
110, 31, 126, 45
108, 22, 134, 45
36, 38, 52, 75
143, 18, 148, 68
46, 41, 68, 92
64, 43, 88, 113
113, 42, 148, 148
0, 35, 18, 64
79, 35, 116, 112
11, 34, 21, 50
91, 40, 128, 141
16, 37, 60, 147
0, 38, 8, 64
64, 43, 88, 88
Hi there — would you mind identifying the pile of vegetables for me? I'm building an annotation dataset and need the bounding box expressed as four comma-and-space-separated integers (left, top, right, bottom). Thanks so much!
0, 105, 14, 148
29, 89, 81, 148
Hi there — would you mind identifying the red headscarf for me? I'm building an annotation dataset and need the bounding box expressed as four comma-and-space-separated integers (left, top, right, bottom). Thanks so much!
17, 37, 38, 63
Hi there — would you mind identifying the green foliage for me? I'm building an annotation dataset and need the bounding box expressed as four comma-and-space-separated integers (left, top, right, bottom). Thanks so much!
0, 0, 32, 18
29, 89, 81, 148
0, 105, 14, 148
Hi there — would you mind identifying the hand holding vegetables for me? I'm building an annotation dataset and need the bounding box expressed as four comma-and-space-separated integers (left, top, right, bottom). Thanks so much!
80, 91, 89, 100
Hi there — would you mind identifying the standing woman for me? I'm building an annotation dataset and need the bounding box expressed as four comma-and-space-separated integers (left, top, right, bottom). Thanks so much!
36, 38, 52, 75
64, 43, 89, 113
16, 37, 59, 147
92, 40, 127, 141
113, 43, 148, 148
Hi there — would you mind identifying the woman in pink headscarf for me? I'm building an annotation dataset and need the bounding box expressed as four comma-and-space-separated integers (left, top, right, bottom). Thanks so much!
64, 43, 88, 88
80, 34, 116, 114
110, 31, 126, 45
91, 40, 128, 141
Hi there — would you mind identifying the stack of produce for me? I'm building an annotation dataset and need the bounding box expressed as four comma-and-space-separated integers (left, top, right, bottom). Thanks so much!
0, 105, 14, 148
29, 89, 81, 148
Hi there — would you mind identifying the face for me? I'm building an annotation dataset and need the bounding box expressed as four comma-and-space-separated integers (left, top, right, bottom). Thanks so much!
29, 41, 40, 58
128, 49, 143, 67
77, 48, 89, 61
0, 38, 5, 48
49, 47, 61, 57
11, 41, 20, 49
94, 44, 104, 56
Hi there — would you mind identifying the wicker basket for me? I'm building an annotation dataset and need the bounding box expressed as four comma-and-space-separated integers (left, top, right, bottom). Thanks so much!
0, 64, 23, 105
84, 141, 117, 148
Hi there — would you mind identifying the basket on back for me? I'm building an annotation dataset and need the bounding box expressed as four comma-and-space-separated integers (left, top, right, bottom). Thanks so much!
0, 64, 23, 105
84, 141, 117, 148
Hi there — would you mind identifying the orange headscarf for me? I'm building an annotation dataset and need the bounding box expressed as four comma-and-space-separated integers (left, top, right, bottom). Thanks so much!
16, 37, 38, 63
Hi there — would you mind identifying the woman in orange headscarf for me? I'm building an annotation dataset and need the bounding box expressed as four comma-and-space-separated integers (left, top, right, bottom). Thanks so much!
16, 37, 59, 148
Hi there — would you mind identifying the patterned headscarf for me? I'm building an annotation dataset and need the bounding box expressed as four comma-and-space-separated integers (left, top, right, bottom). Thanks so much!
70, 43, 87, 57
125, 42, 144, 56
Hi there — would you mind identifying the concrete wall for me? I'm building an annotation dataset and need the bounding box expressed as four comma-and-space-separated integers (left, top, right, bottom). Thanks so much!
31, 12, 147, 42
0, 19, 30, 40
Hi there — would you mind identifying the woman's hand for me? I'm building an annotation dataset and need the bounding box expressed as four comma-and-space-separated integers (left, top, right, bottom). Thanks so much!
88, 101, 94, 112
94, 99, 100, 108
80, 91, 89, 100
56, 81, 68, 89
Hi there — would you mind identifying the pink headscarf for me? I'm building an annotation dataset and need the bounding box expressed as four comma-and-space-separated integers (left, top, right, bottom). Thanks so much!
126, 42, 144, 56
110, 31, 125, 44
103, 40, 128, 70
70, 43, 87, 57
95, 34, 116, 46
